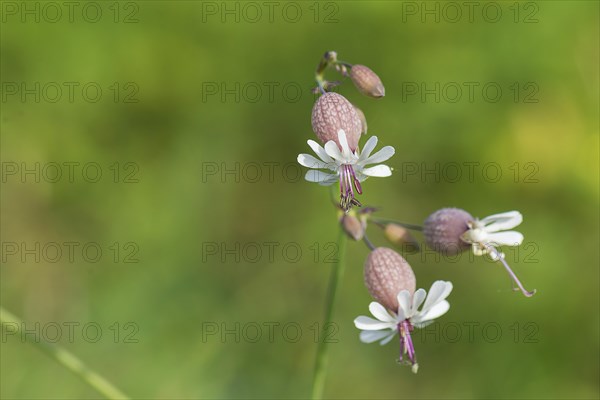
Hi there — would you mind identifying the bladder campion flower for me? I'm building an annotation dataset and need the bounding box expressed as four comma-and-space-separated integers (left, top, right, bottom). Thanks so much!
424, 208, 535, 297
354, 280, 453, 373
298, 130, 394, 211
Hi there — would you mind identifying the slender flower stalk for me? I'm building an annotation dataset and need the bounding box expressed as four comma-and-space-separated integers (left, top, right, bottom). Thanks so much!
482, 243, 536, 297
312, 228, 347, 399
370, 218, 423, 232
0, 306, 129, 400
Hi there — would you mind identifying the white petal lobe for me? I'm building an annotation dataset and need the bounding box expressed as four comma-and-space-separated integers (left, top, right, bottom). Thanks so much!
354, 316, 395, 330
297, 154, 331, 169
481, 211, 523, 232
417, 300, 450, 322
358, 136, 378, 162
362, 165, 392, 177
307, 140, 333, 163
369, 302, 397, 323
305, 170, 336, 183
421, 281, 453, 313
486, 231, 524, 247
359, 329, 394, 344
324, 140, 344, 161
337, 130, 352, 158
362, 146, 395, 165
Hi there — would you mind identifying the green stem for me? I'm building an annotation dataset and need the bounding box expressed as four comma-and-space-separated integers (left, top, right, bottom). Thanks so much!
315, 75, 327, 95
311, 228, 347, 399
0, 306, 129, 400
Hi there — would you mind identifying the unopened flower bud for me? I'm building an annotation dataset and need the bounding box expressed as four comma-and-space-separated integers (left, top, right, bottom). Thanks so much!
341, 214, 365, 241
350, 65, 385, 98
353, 105, 368, 134
423, 208, 473, 256
384, 224, 419, 254
364, 247, 416, 310
311, 92, 362, 150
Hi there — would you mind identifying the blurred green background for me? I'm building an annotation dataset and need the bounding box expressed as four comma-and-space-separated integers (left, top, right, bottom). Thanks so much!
1, 1, 598, 399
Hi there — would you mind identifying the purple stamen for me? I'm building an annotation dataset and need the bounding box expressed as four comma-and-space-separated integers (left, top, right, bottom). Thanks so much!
345, 165, 353, 196
483, 243, 536, 297
397, 320, 418, 373
349, 166, 362, 194
339, 164, 362, 212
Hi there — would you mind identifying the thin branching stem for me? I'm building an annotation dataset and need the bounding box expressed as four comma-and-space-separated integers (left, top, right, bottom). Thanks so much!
363, 233, 376, 251
370, 218, 423, 232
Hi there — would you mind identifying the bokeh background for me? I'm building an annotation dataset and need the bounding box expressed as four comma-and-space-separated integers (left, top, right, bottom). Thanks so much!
1, 1, 598, 399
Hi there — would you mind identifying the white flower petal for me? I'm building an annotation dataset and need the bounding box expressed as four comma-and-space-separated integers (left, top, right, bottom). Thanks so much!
354, 316, 396, 331
318, 176, 339, 186
369, 302, 397, 323
324, 140, 344, 162
397, 290, 412, 316
420, 281, 453, 314
358, 136, 378, 162
359, 329, 395, 344
379, 330, 398, 345
361, 165, 392, 177
413, 319, 436, 329
297, 154, 332, 170
480, 211, 523, 232
307, 140, 333, 163
337, 130, 352, 159
415, 300, 450, 323
304, 170, 337, 183
411, 288, 427, 313
486, 231, 524, 247
361, 146, 395, 165
353, 171, 368, 183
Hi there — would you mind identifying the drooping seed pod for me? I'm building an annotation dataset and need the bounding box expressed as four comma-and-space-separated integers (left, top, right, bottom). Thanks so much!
341, 214, 365, 241
349, 65, 385, 98
384, 224, 419, 254
364, 247, 416, 310
423, 208, 473, 256
311, 92, 362, 150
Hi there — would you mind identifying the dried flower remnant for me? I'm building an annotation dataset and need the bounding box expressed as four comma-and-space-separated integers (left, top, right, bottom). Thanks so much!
341, 213, 366, 241
384, 223, 420, 254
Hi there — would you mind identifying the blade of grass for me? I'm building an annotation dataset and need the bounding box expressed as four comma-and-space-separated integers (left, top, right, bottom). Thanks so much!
1, 306, 130, 400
